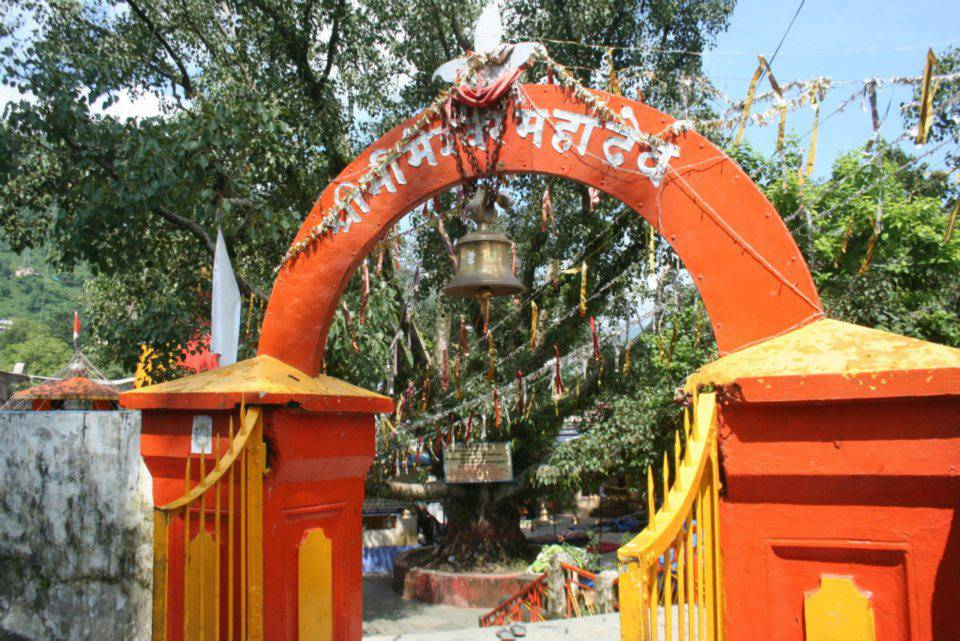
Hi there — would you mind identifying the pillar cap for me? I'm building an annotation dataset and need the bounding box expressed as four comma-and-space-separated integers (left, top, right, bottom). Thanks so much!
121, 354, 393, 414
687, 318, 960, 403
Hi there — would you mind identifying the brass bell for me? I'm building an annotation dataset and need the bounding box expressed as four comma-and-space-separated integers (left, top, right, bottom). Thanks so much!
443, 187, 526, 299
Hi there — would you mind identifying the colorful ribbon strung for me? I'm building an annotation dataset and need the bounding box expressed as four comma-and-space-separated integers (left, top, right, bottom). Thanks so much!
420, 373, 431, 412
541, 185, 554, 232
552, 344, 565, 397
359, 259, 370, 324
560, 261, 587, 315
457, 315, 469, 356
588, 187, 600, 212
648, 228, 656, 273
530, 301, 539, 351
623, 342, 632, 375
607, 48, 621, 96
801, 85, 823, 183
865, 79, 881, 149
341, 301, 361, 352
465, 413, 473, 442
590, 316, 600, 365
441, 349, 449, 392
516, 369, 525, 415
486, 331, 496, 381
917, 48, 939, 145
493, 386, 502, 431
391, 230, 401, 270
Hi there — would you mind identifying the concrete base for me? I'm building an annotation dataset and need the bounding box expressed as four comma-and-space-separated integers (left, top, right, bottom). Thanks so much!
393, 549, 531, 608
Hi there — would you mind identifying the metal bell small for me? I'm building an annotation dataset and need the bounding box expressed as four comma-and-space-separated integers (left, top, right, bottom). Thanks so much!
443, 187, 527, 299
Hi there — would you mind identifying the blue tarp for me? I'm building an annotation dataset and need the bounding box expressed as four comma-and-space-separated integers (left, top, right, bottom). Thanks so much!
362, 545, 419, 574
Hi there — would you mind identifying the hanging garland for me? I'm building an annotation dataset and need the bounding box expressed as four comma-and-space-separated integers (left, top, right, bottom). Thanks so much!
277, 88, 453, 272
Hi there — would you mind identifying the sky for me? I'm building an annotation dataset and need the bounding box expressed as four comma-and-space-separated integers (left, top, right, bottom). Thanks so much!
702, 0, 960, 176
2, 0, 957, 170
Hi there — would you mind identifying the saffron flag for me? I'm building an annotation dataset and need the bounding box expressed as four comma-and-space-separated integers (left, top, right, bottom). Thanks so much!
72, 311, 81, 343
211, 227, 241, 366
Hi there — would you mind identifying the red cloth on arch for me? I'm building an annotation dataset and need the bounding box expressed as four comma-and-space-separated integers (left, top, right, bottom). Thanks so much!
451, 65, 525, 108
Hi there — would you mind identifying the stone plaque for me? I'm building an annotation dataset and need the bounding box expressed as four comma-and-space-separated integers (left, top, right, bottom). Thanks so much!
443, 442, 513, 484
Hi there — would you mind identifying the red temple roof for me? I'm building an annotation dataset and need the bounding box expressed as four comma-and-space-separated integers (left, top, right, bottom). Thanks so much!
14, 376, 120, 402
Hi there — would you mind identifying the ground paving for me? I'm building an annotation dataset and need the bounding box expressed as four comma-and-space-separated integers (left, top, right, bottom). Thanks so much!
364, 613, 620, 641
362, 511, 636, 639
362, 574, 487, 637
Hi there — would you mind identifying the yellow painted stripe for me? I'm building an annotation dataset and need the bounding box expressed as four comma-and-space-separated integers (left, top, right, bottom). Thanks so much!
152, 511, 169, 641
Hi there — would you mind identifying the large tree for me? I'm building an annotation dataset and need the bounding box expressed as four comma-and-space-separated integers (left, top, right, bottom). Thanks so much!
1, 0, 737, 568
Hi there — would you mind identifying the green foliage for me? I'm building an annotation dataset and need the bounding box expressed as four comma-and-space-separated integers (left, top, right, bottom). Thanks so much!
0, 247, 86, 343
0, 317, 73, 376
527, 543, 591, 573
734, 140, 960, 348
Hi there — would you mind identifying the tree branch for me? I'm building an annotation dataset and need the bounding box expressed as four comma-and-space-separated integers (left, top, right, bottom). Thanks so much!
448, 12, 471, 52
319, 0, 345, 87
249, 0, 349, 172
124, 0, 195, 97
494, 464, 550, 503
373, 478, 462, 500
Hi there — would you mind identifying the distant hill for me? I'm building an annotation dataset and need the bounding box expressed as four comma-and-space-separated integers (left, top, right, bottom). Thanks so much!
0, 247, 87, 375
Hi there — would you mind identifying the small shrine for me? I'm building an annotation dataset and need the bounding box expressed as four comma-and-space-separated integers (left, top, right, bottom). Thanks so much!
3, 313, 121, 411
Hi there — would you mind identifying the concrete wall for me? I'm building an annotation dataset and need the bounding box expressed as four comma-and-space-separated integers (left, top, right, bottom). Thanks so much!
362, 510, 417, 548
0, 411, 153, 641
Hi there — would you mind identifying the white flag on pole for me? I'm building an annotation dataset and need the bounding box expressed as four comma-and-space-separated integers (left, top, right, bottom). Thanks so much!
211, 227, 241, 366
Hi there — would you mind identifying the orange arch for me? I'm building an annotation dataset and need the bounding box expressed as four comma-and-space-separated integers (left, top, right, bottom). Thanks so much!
259, 84, 822, 376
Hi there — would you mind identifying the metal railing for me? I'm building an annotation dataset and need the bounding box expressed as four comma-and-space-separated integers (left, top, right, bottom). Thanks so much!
151, 404, 265, 641
479, 573, 548, 627
561, 562, 601, 618
617, 392, 724, 641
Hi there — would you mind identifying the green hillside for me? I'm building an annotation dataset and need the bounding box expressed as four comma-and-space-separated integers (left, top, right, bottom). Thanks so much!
0, 247, 87, 376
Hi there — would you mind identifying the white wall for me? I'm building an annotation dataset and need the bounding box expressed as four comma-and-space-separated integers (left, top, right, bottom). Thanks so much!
362, 510, 418, 548
0, 411, 153, 641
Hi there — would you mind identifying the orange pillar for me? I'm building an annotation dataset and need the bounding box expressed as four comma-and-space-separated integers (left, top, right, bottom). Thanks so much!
123, 355, 392, 641
699, 321, 960, 641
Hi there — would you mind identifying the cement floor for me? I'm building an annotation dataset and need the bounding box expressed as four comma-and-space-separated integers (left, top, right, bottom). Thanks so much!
364, 613, 621, 641
362, 574, 487, 637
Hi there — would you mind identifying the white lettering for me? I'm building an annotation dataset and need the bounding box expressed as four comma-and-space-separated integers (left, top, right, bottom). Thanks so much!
332, 181, 368, 234
368, 149, 407, 194
551, 110, 599, 156
404, 128, 439, 167
515, 109, 545, 148
602, 106, 642, 167
637, 143, 680, 188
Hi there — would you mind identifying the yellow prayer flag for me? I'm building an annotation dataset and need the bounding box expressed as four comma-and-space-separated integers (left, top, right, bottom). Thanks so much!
607, 48, 621, 95
759, 56, 787, 151
734, 59, 765, 147
917, 48, 939, 144
944, 199, 959, 244
802, 88, 822, 182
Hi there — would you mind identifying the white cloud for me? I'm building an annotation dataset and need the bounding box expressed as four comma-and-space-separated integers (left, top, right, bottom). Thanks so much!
98, 89, 165, 120
1, 84, 165, 120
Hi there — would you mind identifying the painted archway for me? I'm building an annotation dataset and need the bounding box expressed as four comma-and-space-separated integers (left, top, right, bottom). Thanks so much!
259, 84, 823, 377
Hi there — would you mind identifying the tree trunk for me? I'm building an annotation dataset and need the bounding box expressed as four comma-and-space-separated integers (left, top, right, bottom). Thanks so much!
430, 485, 530, 570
